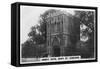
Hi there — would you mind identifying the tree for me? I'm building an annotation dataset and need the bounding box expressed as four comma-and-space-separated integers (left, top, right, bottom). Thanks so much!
75, 11, 95, 58
27, 9, 58, 45
75, 11, 94, 31
28, 25, 46, 44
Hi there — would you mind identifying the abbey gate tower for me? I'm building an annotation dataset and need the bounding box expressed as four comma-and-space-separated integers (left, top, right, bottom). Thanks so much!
46, 10, 79, 57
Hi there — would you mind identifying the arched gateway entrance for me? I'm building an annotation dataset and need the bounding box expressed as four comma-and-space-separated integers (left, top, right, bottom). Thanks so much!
52, 37, 60, 57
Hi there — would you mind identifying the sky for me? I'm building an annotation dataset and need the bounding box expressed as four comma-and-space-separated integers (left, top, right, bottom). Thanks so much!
20, 5, 76, 44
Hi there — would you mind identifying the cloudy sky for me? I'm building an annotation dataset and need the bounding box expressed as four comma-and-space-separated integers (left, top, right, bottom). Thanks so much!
20, 5, 76, 44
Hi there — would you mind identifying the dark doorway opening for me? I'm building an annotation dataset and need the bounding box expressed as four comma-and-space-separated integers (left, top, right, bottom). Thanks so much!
53, 46, 60, 57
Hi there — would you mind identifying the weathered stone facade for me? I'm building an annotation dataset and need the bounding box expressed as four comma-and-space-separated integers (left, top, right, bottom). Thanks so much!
46, 10, 78, 57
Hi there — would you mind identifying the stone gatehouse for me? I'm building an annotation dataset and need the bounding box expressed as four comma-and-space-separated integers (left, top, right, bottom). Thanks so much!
46, 10, 79, 57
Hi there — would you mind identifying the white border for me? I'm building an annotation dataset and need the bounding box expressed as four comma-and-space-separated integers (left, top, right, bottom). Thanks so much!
20, 5, 96, 64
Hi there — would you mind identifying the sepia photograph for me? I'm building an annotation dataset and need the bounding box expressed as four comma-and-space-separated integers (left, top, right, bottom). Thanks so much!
19, 4, 97, 64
